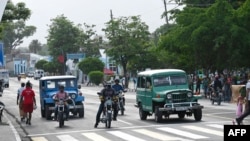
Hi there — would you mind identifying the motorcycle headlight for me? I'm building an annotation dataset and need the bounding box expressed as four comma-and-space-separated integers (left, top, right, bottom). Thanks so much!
187, 92, 192, 97
166, 94, 172, 99
71, 94, 76, 99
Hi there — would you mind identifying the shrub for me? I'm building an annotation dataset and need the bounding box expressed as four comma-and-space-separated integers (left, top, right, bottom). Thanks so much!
89, 71, 104, 85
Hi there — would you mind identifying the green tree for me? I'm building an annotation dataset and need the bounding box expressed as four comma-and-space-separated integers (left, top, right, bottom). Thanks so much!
29, 39, 42, 53
76, 23, 101, 57
0, 1, 35, 54
47, 14, 81, 74
43, 62, 58, 74
35, 60, 48, 70
103, 16, 151, 87
78, 57, 104, 75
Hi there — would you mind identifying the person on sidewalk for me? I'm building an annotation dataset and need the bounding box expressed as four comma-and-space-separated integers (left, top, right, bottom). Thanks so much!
20, 81, 36, 125
17, 82, 26, 122
233, 79, 250, 125
233, 96, 244, 125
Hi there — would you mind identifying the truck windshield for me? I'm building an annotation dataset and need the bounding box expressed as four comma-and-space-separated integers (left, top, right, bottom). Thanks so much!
153, 75, 187, 87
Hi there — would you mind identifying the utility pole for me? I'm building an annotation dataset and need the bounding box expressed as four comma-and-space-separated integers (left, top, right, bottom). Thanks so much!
163, 0, 169, 25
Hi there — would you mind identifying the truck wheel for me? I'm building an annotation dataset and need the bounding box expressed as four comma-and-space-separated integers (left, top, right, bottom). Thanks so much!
194, 109, 202, 121
154, 106, 162, 123
41, 107, 45, 118
45, 105, 51, 120
139, 104, 147, 120
78, 103, 84, 118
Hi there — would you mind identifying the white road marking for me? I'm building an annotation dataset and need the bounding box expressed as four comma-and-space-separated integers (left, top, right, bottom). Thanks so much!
133, 129, 194, 141
57, 135, 78, 141
108, 131, 146, 141
182, 125, 223, 136
82, 132, 111, 141
158, 127, 208, 139
31, 137, 48, 141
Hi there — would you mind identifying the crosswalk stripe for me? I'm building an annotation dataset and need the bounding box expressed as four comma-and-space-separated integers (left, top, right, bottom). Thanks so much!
206, 124, 224, 129
31, 137, 48, 141
108, 131, 146, 141
82, 133, 111, 141
57, 135, 78, 141
158, 127, 208, 139
183, 125, 223, 136
133, 129, 194, 141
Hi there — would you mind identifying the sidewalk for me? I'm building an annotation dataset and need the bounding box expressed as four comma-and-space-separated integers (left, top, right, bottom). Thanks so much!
0, 111, 21, 141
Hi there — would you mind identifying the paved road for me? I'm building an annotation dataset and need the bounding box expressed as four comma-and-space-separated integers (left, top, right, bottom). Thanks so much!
0, 77, 249, 141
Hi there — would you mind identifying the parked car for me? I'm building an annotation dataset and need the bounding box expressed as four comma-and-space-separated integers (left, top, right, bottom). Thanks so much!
39, 75, 84, 120
135, 69, 204, 123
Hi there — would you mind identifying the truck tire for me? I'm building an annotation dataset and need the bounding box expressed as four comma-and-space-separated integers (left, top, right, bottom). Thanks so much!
139, 104, 147, 120
154, 106, 162, 123
194, 109, 202, 121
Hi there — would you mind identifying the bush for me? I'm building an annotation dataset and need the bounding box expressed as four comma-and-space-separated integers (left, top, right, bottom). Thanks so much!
89, 71, 104, 85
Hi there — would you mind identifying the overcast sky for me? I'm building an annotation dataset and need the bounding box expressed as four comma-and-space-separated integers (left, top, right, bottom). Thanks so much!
11, 0, 180, 47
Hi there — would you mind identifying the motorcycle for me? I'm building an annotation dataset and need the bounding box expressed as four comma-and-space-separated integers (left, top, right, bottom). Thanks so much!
210, 87, 223, 105
0, 101, 5, 122
117, 90, 126, 115
98, 92, 113, 128
56, 99, 67, 128
17, 75, 21, 81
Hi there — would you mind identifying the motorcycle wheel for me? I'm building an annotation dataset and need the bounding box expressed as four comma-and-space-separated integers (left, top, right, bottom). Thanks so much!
59, 112, 64, 128
120, 103, 124, 115
217, 96, 221, 105
107, 112, 112, 128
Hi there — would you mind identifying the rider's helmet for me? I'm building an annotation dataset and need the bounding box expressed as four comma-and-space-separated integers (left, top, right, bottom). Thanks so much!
59, 85, 64, 90
105, 82, 112, 89
114, 79, 119, 83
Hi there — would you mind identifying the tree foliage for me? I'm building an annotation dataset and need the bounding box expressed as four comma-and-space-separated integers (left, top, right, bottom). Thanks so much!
0, 1, 35, 54
78, 57, 104, 75
47, 15, 81, 74
29, 39, 42, 53
157, 0, 250, 73
76, 23, 101, 57
103, 16, 151, 82
35, 60, 48, 70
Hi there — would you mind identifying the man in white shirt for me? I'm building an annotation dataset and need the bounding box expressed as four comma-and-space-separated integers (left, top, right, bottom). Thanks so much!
17, 82, 25, 121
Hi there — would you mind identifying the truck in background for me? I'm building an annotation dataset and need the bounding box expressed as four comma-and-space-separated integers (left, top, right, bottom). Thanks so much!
0, 69, 9, 88
34, 69, 44, 80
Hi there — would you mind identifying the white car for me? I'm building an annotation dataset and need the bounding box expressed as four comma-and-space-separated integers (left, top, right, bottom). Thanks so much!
27, 72, 34, 77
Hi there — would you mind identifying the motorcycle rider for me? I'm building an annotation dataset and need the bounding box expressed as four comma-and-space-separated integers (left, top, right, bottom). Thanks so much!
94, 83, 117, 128
112, 79, 126, 105
213, 75, 222, 97
53, 85, 69, 121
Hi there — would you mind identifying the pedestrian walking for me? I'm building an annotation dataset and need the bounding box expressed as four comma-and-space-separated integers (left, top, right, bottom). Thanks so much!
233, 79, 250, 125
20, 81, 36, 125
233, 96, 244, 125
17, 82, 26, 122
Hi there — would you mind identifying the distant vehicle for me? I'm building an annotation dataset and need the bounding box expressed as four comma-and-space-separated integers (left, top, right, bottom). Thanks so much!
0, 69, 9, 88
27, 71, 34, 78
34, 69, 44, 80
